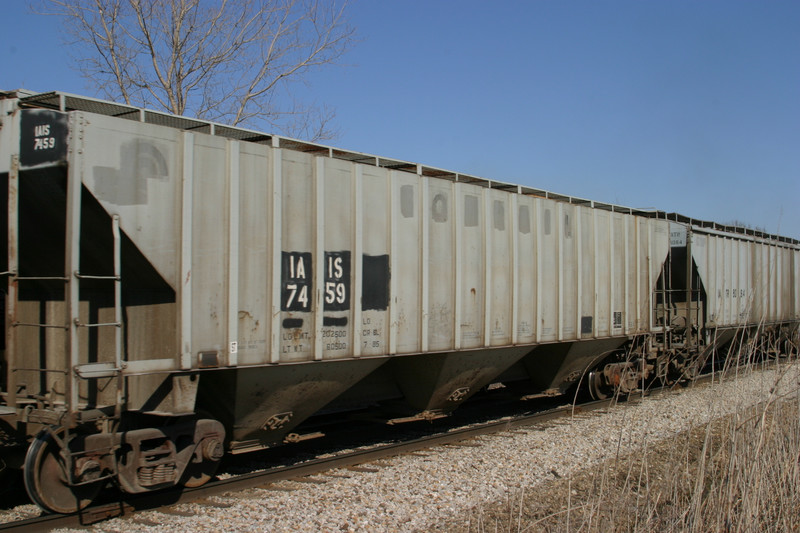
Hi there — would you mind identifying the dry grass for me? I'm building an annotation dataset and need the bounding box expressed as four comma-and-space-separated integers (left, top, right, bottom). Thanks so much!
456, 342, 800, 532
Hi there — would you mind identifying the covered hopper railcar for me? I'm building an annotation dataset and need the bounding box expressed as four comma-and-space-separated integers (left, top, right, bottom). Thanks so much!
0, 90, 798, 513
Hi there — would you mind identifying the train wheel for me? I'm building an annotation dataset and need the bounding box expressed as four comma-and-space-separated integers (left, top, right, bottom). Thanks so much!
587, 371, 609, 401
181, 419, 225, 488
181, 456, 221, 488
23, 429, 103, 514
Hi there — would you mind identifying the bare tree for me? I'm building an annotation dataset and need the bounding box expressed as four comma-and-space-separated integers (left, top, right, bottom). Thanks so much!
38, 0, 354, 141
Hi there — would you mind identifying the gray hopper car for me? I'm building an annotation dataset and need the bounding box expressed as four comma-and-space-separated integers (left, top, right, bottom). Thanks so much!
0, 90, 798, 513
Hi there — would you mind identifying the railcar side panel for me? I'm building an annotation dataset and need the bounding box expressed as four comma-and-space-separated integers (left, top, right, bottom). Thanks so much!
516, 196, 536, 343
359, 164, 391, 357
724, 238, 735, 324
773, 245, 780, 322
651, 221, 670, 326
726, 238, 737, 325
781, 246, 792, 320
692, 233, 710, 321
770, 244, 780, 323
579, 206, 595, 339
611, 213, 626, 335
623, 215, 636, 333
716, 236, 728, 325
279, 149, 315, 361
236, 142, 272, 366
737, 240, 748, 324
759, 244, 768, 322
762, 244, 770, 322
595, 211, 611, 337
636, 218, 646, 331
320, 156, 354, 360
560, 203, 577, 340
391, 171, 421, 354
191, 134, 229, 362
733, 239, 742, 323
426, 178, 454, 351
488, 189, 512, 346
744, 241, 753, 323
757, 241, 770, 323
537, 199, 558, 342
718, 237, 727, 325
795, 249, 800, 318
768, 245, 777, 322
457, 183, 485, 349
749, 238, 762, 323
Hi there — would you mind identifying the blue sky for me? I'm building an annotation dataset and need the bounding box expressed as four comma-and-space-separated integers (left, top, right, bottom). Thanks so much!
3, 1, 799, 239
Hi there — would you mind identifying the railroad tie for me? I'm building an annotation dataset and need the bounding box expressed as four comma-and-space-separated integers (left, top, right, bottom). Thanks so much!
292, 476, 328, 484
190, 498, 234, 509
157, 508, 196, 517
347, 465, 380, 473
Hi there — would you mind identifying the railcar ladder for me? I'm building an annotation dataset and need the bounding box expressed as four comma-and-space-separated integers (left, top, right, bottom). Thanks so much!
71, 213, 124, 417
5, 154, 124, 418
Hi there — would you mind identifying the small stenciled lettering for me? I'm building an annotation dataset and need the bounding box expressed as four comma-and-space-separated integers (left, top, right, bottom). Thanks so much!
360, 318, 382, 349
281, 329, 310, 354
719, 287, 747, 299
33, 124, 56, 151
325, 341, 348, 351
322, 327, 349, 352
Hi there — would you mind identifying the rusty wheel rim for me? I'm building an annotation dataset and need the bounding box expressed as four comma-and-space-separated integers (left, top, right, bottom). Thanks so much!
23, 429, 103, 514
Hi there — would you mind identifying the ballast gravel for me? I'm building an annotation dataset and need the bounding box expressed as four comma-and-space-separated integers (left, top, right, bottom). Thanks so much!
45, 361, 800, 532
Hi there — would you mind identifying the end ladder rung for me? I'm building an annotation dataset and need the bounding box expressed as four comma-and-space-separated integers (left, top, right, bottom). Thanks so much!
15, 276, 70, 281
74, 272, 121, 280
12, 322, 69, 329
74, 320, 122, 328
74, 363, 121, 379
13, 367, 69, 374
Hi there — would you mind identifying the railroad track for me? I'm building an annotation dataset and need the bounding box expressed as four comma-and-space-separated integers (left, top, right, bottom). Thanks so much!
0, 370, 728, 532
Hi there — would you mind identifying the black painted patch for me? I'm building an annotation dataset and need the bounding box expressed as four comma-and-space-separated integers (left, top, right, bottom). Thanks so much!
281, 251, 312, 311
20, 109, 68, 169
282, 318, 304, 329
323, 316, 348, 327
581, 316, 593, 335
324, 251, 350, 311
362, 255, 390, 311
